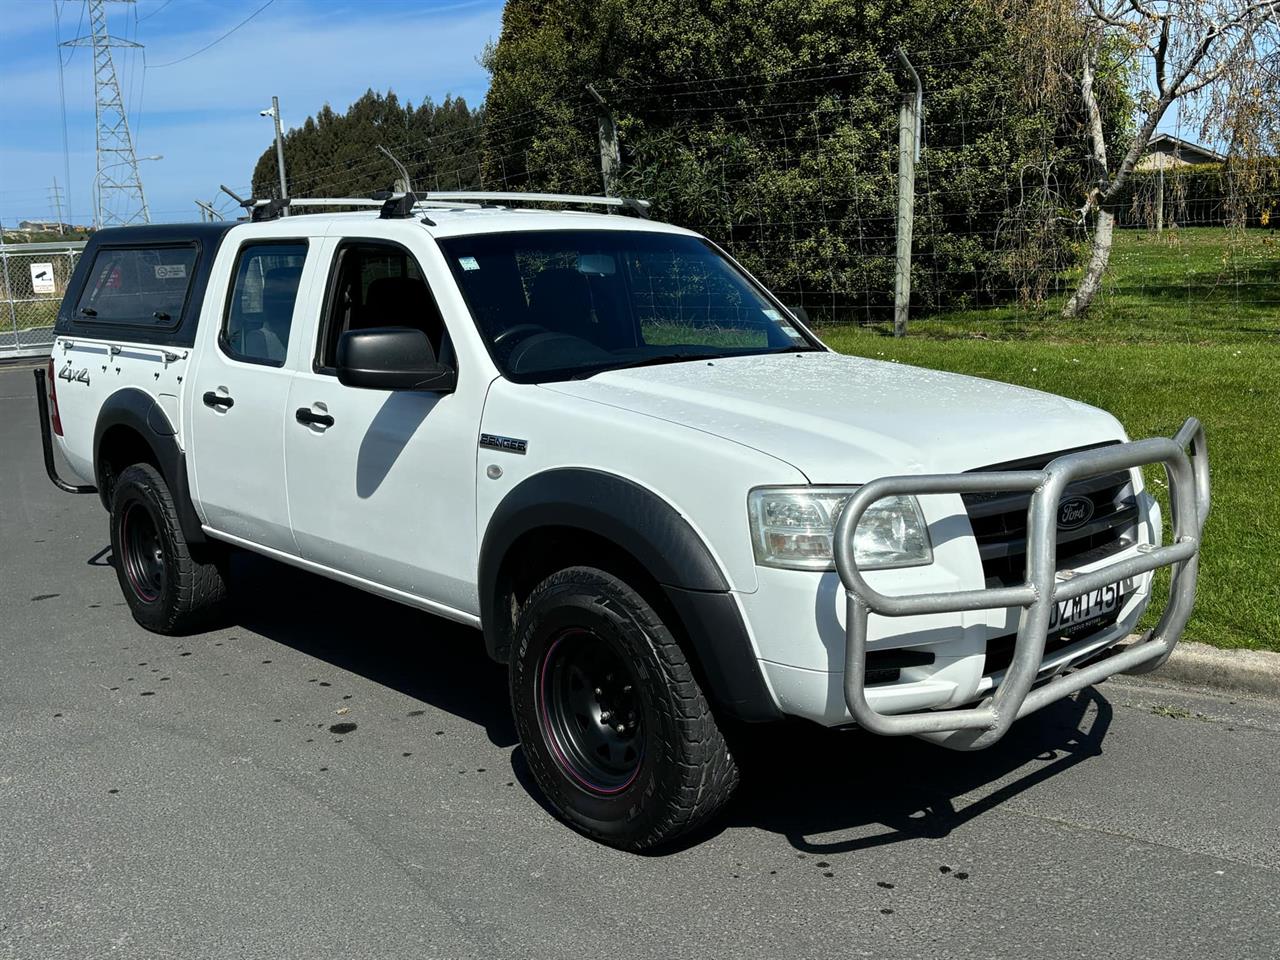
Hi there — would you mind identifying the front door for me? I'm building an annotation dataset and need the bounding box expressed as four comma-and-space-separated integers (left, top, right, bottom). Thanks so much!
188, 238, 313, 554
283, 235, 481, 617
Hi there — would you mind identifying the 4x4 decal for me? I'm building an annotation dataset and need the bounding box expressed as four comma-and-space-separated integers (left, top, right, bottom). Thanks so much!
58, 364, 90, 386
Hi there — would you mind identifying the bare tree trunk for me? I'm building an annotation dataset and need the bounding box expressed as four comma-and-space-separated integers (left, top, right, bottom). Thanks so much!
1062, 44, 1112, 318
1063, 206, 1113, 316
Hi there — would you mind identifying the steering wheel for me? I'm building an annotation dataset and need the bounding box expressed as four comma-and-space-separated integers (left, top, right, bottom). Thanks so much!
492, 324, 548, 348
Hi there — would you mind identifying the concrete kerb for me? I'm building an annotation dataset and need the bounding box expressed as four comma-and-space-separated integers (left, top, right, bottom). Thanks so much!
1124, 637, 1280, 701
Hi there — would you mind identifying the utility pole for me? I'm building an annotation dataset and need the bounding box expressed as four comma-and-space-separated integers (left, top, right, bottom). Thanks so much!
586, 84, 620, 199
61, 0, 151, 228
893, 49, 922, 338
262, 96, 289, 205
49, 179, 66, 235
194, 200, 223, 222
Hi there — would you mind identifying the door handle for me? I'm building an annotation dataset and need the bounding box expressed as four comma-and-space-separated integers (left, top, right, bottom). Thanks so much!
295, 407, 335, 428
203, 391, 234, 410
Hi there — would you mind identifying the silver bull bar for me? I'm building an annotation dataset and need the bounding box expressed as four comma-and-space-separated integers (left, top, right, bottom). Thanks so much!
833, 418, 1210, 751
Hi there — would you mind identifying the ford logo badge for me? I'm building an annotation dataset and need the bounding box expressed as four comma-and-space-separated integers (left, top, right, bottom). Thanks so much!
1057, 496, 1095, 530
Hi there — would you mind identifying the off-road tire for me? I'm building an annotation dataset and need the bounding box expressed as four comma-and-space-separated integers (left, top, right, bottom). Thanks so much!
510, 566, 739, 850
109, 463, 227, 634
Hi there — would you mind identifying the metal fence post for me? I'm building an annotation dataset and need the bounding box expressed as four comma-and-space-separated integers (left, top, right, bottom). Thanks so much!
1156, 164, 1164, 234
894, 50, 922, 338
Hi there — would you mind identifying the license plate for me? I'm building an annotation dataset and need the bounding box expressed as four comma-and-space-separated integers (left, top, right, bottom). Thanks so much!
1048, 581, 1127, 637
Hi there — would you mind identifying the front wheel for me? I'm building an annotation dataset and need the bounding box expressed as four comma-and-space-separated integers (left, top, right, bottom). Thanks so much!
110, 463, 228, 634
510, 566, 739, 850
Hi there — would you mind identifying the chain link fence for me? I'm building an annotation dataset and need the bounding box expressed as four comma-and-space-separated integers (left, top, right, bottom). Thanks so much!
0, 241, 84, 359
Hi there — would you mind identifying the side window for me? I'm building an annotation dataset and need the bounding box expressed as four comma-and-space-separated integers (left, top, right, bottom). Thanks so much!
221, 241, 308, 366
75, 244, 197, 327
316, 241, 446, 371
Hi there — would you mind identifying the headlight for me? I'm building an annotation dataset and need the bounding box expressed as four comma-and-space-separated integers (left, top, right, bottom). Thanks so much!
748, 486, 933, 571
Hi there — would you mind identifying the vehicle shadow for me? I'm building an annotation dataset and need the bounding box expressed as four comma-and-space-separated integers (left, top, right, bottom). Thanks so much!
720, 686, 1112, 856
226, 550, 517, 750
213, 549, 1115, 854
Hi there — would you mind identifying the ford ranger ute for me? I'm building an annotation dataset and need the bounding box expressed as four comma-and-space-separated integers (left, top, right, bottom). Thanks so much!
34, 191, 1210, 850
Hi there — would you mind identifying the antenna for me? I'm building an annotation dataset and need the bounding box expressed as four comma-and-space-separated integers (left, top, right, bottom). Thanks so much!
61, 0, 150, 228
377, 145, 413, 193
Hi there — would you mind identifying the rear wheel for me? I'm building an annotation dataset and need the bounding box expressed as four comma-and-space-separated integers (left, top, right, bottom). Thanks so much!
109, 463, 227, 634
510, 566, 739, 850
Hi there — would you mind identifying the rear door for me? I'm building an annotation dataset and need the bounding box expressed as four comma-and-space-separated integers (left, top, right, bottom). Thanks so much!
282, 231, 482, 617
187, 233, 318, 554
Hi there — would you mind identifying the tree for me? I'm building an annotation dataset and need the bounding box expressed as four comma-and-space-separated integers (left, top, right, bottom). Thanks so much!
1007, 0, 1280, 318
481, 0, 1130, 323
249, 91, 485, 200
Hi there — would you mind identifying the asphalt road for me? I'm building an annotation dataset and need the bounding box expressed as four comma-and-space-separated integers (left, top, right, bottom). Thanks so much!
3, 361, 1279, 960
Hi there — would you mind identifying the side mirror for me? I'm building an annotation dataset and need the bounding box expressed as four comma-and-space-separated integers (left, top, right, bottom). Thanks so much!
336, 327, 456, 392
787, 304, 811, 327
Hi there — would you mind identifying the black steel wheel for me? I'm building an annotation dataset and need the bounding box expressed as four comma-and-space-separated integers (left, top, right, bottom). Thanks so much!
109, 463, 228, 634
120, 500, 165, 603
510, 566, 739, 850
538, 627, 645, 794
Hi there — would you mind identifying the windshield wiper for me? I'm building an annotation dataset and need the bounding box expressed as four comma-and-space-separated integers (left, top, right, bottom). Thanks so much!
770, 344, 820, 354
570, 353, 711, 379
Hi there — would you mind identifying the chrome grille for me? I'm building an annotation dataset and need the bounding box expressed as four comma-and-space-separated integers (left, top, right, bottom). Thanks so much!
962, 443, 1138, 587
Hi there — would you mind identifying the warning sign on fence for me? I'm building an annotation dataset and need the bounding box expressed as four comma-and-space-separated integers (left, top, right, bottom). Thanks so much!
30, 263, 55, 295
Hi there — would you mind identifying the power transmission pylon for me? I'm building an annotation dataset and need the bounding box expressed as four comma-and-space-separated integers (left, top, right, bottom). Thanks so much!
60, 0, 150, 228
49, 179, 66, 235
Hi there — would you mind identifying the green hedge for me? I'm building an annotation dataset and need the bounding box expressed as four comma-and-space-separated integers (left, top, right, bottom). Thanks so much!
1110, 161, 1280, 229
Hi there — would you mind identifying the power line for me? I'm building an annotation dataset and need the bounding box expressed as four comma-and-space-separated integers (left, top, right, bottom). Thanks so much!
148, 0, 276, 69
58, 0, 87, 67
137, 0, 171, 23
53, 1, 74, 225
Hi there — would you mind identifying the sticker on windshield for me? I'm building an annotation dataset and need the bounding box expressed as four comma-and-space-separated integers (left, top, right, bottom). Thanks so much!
458, 256, 480, 272
154, 263, 187, 280
762, 308, 781, 321
782, 327, 803, 338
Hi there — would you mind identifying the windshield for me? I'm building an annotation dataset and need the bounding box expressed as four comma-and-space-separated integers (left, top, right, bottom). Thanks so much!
437, 229, 819, 382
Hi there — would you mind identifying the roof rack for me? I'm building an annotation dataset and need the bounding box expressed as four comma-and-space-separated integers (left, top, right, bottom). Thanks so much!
222, 189, 652, 223
419, 191, 651, 218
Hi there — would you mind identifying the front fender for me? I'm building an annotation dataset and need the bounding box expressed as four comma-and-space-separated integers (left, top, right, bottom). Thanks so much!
478, 468, 779, 722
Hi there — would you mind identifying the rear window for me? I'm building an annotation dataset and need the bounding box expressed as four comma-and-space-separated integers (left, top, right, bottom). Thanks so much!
74, 245, 197, 328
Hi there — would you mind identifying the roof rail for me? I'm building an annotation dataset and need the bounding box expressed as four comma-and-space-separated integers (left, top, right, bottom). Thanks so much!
224, 191, 653, 223
420, 191, 651, 218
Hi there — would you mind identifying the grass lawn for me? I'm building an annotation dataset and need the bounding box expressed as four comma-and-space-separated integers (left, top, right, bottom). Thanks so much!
859, 227, 1279, 345
817, 228, 1280, 653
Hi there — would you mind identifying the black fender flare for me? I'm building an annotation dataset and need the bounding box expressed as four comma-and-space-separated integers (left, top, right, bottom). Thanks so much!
479, 468, 780, 722
93, 388, 205, 544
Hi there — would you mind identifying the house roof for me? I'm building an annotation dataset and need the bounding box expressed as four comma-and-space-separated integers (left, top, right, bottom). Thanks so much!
1146, 133, 1225, 162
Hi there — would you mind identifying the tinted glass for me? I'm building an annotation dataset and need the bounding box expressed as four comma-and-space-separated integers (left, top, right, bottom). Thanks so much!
317, 242, 445, 369
222, 242, 307, 365
439, 230, 815, 382
75, 245, 197, 327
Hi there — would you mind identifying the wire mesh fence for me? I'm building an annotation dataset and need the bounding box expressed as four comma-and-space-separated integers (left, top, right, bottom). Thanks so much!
287, 65, 1277, 339
0, 241, 84, 358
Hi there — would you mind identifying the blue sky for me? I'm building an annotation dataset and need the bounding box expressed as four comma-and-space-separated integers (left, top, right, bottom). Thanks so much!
3, 2, 1201, 229
0, 0, 504, 226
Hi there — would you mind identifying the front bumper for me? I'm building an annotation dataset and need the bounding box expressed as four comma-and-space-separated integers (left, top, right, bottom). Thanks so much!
832, 418, 1209, 751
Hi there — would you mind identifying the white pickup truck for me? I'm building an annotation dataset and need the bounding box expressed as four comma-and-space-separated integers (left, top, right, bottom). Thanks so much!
36, 191, 1209, 850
